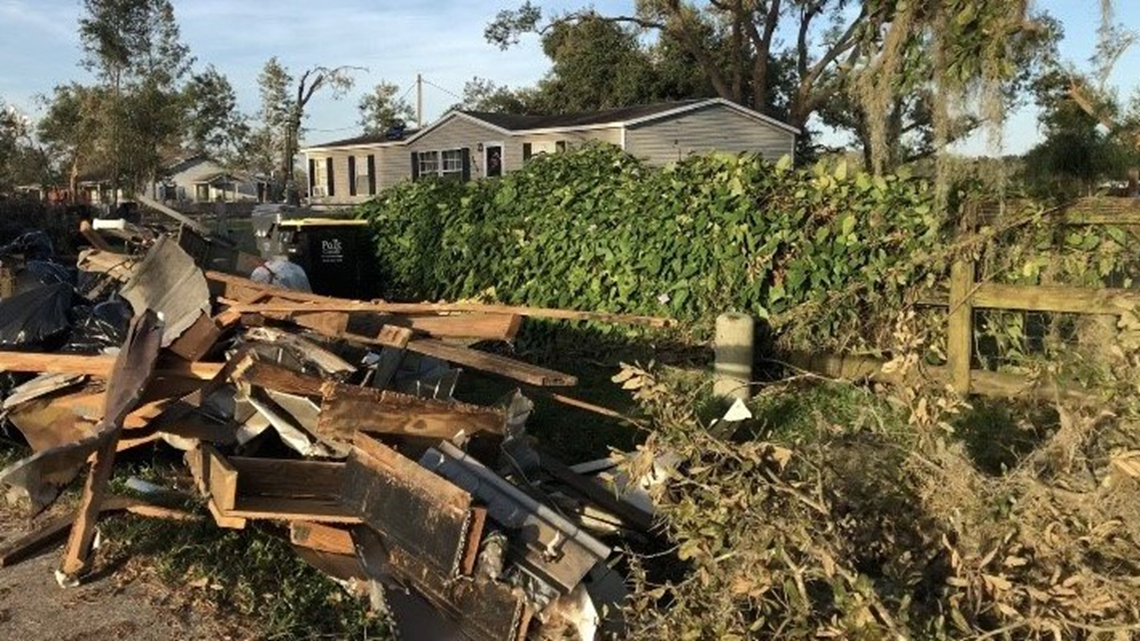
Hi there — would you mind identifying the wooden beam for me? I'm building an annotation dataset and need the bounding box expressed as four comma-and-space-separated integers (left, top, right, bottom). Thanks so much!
407, 338, 577, 387
0, 352, 222, 379
238, 302, 521, 341
1059, 197, 1140, 225
791, 352, 1097, 405
290, 522, 355, 556
230, 359, 324, 397
0, 495, 194, 568
136, 194, 212, 236
207, 270, 673, 328
317, 383, 507, 441
972, 282, 1140, 316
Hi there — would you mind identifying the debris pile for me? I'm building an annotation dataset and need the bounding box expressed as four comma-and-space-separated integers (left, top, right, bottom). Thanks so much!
0, 231, 669, 640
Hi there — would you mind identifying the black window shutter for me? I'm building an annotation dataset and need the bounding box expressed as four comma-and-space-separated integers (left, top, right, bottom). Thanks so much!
348, 156, 357, 196
308, 158, 316, 193
367, 154, 376, 194
411, 152, 419, 181
522, 143, 532, 162
461, 148, 471, 181
326, 157, 335, 196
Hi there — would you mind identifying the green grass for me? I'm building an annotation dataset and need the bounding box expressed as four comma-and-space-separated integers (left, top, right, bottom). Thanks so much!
99, 497, 388, 641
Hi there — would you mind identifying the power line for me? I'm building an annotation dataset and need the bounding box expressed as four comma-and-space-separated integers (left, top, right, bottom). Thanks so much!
421, 77, 464, 102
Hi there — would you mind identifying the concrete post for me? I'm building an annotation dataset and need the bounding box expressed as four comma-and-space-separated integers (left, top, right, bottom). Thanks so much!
714, 312, 755, 401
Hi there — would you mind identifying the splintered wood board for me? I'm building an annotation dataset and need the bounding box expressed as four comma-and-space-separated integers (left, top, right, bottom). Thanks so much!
317, 383, 506, 441
341, 433, 484, 577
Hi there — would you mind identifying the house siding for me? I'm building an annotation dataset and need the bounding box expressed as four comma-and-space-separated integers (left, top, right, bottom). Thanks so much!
307, 148, 397, 206
624, 104, 795, 165
407, 117, 505, 178
515, 128, 623, 161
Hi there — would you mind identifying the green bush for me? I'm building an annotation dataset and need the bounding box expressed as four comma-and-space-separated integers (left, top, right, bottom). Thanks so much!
358, 143, 946, 350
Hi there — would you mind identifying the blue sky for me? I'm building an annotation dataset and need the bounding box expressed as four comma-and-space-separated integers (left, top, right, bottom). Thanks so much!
1, 0, 1137, 154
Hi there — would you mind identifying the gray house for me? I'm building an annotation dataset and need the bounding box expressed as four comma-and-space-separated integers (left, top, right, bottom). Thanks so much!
301, 98, 799, 208
155, 155, 265, 207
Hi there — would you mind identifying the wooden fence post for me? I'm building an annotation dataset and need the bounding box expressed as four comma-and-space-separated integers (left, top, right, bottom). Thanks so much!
947, 258, 975, 395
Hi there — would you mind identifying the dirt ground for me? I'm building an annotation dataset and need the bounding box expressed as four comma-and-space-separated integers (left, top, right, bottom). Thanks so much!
0, 505, 248, 641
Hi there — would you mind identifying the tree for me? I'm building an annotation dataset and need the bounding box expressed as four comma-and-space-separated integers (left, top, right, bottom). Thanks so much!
1022, 5, 1140, 198
78, 0, 193, 198
488, 1, 1056, 172
0, 102, 48, 193
529, 15, 659, 113
184, 66, 249, 165
255, 58, 359, 203
453, 77, 533, 114
1023, 71, 1137, 198
37, 84, 106, 194
358, 81, 413, 134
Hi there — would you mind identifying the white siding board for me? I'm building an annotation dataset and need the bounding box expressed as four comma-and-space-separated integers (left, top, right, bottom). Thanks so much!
625, 104, 795, 164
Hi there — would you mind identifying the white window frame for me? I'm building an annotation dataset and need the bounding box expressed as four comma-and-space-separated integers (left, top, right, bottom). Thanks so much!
440, 149, 464, 180
483, 141, 505, 178
417, 150, 440, 177
415, 148, 467, 180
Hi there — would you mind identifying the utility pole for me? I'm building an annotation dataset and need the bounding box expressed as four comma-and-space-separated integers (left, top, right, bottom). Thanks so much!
416, 73, 424, 130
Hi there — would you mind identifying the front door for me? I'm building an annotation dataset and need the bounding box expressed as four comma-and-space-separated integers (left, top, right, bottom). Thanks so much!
485, 145, 503, 178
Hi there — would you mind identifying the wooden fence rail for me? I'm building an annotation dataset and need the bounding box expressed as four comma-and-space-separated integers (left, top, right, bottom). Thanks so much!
802, 197, 1139, 403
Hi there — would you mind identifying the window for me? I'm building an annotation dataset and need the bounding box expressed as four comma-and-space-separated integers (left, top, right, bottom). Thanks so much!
195, 184, 210, 202
441, 150, 464, 181
355, 155, 371, 195
413, 149, 470, 181
311, 160, 327, 197
418, 151, 439, 176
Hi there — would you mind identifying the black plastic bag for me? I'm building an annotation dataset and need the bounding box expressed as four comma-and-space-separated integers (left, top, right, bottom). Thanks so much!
19, 260, 76, 289
0, 283, 73, 350
0, 231, 54, 261
65, 297, 132, 354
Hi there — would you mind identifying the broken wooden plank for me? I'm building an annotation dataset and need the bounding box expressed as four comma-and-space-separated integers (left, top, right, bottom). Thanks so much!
224, 297, 671, 328
60, 310, 165, 579
230, 358, 324, 397
316, 383, 506, 441
233, 303, 521, 340
341, 434, 484, 577
0, 352, 222, 379
184, 447, 246, 529
290, 521, 355, 556
0, 495, 195, 568
203, 444, 238, 512
231, 457, 344, 499
407, 339, 577, 387
385, 543, 533, 641
167, 312, 223, 362
207, 270, 672, 328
